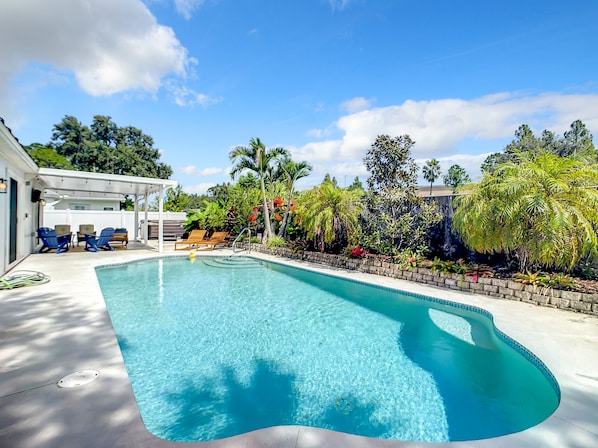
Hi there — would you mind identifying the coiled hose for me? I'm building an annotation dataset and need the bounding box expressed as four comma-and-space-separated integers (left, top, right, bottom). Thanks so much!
0, 271, 51, 290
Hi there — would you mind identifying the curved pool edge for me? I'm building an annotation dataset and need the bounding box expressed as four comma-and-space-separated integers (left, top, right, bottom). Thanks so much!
2, 246, 596, 448
98, 252, 578, 447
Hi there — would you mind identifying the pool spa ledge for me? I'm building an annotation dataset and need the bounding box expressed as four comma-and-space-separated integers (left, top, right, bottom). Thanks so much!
0, 246, 597, 448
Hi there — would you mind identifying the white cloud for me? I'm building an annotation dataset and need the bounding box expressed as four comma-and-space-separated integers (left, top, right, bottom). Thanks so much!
168, 82, 223, 107
183, 182, 216, 195
173, 0, 207, 20
290, 140, 344, 163
329, 0, 353, 11
178, 165, 223, 176
0, 0, 192, 101
340, 96, 376, 113
294, 92, 598, 185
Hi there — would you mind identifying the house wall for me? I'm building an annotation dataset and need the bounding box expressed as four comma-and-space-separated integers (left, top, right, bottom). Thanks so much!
46, 198, 121, 211
0, 121, 40, 275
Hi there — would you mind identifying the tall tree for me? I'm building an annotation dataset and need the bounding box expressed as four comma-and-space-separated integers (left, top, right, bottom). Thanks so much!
443, 164, 471, 193
24, 143, 74, 169
50, 115, 173, 178
561, 119, 595, 158
163, 185, 191, 212
347, 176, 365, 192
276, 155, 312, 238
482, 120, 597, 173
51, 115, 95, 169
363, 135, 442, 255
454, 150, 598, 271
229, 137, 288, 241
422, 158, 441, 195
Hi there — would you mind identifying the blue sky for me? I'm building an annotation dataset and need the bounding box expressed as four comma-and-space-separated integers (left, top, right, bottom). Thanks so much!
2, 0, 598, 193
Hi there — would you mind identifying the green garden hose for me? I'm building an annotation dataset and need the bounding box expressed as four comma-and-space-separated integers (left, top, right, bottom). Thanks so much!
0, 271, 51, 290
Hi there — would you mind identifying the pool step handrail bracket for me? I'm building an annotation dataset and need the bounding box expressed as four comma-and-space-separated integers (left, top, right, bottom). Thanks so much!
231, 227, 251, 254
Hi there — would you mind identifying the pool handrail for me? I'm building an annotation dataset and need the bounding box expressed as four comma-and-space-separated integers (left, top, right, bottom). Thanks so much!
231, 227, 251, 254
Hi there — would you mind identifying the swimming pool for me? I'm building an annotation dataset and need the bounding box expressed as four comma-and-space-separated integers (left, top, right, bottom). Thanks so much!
96, 256, 559, 443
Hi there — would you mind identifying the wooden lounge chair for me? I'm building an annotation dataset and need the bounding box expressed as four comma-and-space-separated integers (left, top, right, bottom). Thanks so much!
110, 228, 128, 246
194, 231, 230, 251
175, 229, 207, 250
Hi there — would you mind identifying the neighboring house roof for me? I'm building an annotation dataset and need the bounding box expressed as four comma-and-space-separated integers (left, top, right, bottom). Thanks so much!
416, 185, 454, 197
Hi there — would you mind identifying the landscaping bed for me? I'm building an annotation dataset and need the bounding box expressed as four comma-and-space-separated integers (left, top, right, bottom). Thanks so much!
246, 244, 598, 317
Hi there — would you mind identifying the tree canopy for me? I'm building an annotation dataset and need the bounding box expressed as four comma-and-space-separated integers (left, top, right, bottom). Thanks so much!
443, 164, 471, 193
26, 115, 173, 179
482, 120, 596, 173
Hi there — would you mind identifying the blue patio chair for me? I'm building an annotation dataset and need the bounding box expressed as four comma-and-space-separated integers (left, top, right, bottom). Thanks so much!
84, 227, 116, 252
38, 227, 71, 254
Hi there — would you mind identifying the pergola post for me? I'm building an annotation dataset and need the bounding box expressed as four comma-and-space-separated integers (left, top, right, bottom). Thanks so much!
158, 185, 164, 253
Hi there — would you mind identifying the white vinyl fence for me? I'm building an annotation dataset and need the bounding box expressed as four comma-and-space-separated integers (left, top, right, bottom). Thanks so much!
42, 210, 187, 241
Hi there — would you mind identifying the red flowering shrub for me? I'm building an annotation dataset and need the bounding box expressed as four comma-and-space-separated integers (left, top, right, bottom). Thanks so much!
350, 247, 366, 258
274, 213, 282, 221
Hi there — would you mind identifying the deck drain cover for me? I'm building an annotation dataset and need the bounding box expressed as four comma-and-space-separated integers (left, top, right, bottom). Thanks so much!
57, 370, 99, 388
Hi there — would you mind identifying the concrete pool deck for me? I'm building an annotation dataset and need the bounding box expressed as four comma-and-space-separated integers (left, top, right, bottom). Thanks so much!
0, 242, 597, 448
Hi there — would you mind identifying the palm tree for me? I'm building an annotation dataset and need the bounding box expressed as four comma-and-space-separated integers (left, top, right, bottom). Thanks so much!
229, 138, 288, 240
296, 180, 363, 252
422, 158, 441, 195
453, 150, 598, 271
276, 156, 312, 238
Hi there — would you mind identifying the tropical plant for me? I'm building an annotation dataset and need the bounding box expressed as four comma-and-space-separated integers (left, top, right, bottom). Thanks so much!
226, 178, 262, 234
265, 235, 287, 248
276, 155, 312, 238
229, 137, 288, 241
454, 150, 598, 271
183, 201, 227, 231
422, 158, 441, 195
429, 257, 467, 274
295, 180, 363, 253
514, 271, 577, 289
394, 250, 423, 270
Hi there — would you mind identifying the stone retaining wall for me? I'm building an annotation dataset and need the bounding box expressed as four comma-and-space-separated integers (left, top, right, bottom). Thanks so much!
246, 244, 598, 316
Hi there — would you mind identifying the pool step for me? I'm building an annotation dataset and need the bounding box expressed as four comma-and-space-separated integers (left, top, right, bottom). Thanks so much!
200, 257, 263, 269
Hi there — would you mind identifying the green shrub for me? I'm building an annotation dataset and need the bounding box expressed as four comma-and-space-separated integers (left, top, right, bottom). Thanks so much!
394, 250, 423, 270
429, 257, 467, 274
514, 271, 577, 289
266, 236, 287, 248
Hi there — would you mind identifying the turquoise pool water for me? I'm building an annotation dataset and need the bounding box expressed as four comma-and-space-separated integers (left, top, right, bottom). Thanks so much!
96, 256, 559, 443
